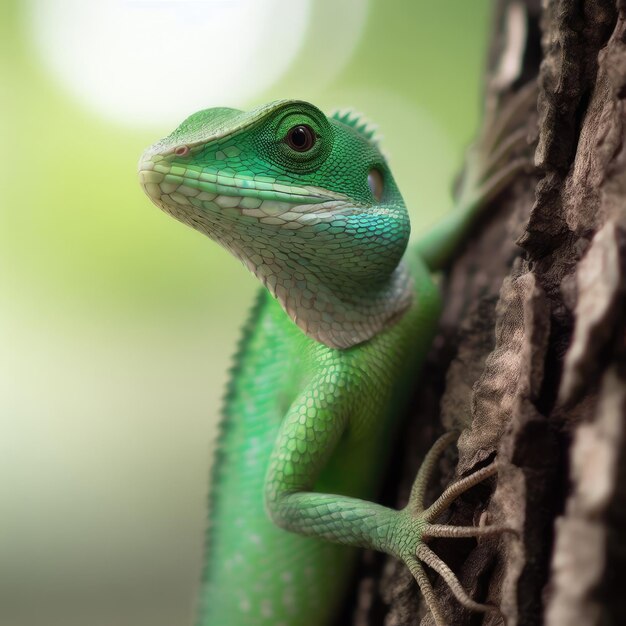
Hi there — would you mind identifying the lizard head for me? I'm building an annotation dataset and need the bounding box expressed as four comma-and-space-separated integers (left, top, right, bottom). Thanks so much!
139, 100, 412, 348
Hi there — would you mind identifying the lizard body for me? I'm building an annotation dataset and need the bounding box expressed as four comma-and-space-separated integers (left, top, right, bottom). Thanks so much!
138, 99, 523, 625
201, 257, 439, 624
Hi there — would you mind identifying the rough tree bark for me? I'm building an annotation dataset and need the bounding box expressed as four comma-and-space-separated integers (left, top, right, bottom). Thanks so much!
344, 1, 626, 625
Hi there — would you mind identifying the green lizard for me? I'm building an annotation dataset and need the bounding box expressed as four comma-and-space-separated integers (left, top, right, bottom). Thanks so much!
138, 97, 526, 626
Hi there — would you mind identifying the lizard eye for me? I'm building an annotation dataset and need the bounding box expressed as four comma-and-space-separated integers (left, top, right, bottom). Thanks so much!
368, 168, 384, 201
285, 125, 316, 152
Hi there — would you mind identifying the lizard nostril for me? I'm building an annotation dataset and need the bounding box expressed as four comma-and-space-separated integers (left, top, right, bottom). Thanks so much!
175, 145, 190, 157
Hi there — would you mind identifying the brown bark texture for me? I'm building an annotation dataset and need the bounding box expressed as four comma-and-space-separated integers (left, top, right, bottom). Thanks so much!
346, 1, 626, 625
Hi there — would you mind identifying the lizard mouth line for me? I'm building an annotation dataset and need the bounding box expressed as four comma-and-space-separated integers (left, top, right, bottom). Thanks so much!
138, 158, 346, 211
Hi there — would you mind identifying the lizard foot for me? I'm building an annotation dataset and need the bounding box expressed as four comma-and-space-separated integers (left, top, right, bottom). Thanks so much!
395, 432, 516, 626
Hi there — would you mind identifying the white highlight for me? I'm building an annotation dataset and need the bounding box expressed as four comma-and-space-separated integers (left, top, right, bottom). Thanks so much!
260, 599, 273, 618
26, 0, 310, 127
248, 533, 262, 545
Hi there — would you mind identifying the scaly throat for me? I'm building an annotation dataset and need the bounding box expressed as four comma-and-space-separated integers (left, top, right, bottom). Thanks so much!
140, 157, 413, 349
266, 258, 415, 349
202, 203, 414, 350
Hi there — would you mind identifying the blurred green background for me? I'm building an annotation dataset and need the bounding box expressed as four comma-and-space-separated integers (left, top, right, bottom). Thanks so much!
1, 1, 491, 624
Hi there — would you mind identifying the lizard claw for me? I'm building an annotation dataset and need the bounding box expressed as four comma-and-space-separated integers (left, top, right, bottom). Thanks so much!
397, 433, 517, 625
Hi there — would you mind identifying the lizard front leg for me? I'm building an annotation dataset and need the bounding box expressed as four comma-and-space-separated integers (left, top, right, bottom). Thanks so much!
264, 378, 514, 626
264, 376, 399, 553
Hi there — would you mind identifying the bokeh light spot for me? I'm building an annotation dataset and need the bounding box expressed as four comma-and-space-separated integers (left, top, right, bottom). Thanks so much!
26, 0, 312, 127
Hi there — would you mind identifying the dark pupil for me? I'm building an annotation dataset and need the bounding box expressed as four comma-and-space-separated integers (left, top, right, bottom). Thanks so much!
288, 125, 313, 151
291, 127, 307, 147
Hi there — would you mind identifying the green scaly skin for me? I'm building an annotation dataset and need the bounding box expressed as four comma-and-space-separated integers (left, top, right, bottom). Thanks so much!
138, 100, 519, 626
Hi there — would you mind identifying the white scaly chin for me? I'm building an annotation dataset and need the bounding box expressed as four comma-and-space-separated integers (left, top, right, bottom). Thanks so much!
142, 177, 414, 350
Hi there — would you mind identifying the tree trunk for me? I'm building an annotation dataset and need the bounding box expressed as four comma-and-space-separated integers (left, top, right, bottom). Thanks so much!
346, 1, 626, 624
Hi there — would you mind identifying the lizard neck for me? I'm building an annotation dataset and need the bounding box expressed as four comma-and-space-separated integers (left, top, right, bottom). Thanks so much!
257, 257, 414, 349
204, 204, 413, 349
